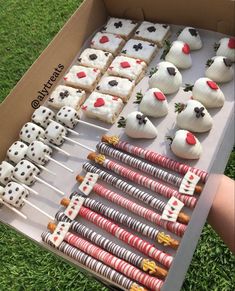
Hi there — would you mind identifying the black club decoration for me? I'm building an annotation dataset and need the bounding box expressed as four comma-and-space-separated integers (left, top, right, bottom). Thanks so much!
147, 26, 156, 33
136, 113, 147, 125
114, 21, 123, 28
133, 43, 143, 51
194, 107, 205, 118
59, 90, 69, 99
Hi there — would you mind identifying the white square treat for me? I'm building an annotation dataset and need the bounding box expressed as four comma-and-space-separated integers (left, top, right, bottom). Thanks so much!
77, 48, 113, 73
45, 121, 67, 146
7, 141, 28, 164
13, 160, 40, 185
103, 17, 138, 39
19, 122, 45, 144
121, 39, 157, 64
96, 76, 134, 102
31, 106, 55, 128
90, 32, 125, 55
27, 141, 52, 165
63, 65, 101, 92
48, 85, 86, 110
0, 161, 14, 186
107, 56, 147, 83
81, 92, 124, 124
2, 182, 29, 208
134, 21, 171, 46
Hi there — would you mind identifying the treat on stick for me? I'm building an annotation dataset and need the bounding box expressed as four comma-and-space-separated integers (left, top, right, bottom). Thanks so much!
42, 231, 147, 291
214, 37, 235, 62
48, 222, 164, 289
177, 27, 202, 50
117, 111, 158, 139
102, 18, 138, 39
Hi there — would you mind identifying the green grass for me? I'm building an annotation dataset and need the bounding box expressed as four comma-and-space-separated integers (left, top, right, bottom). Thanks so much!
0, 1, 234, 290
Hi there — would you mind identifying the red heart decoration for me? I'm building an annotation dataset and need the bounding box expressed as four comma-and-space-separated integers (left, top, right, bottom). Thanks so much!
154, 91, 166, 101
53, 236, 58, 241
94, 98, 105, 107
63, 77, 68, 81
120, 61, 131, 68
100, 36, 109, 43
83, 186, 88, 191
189, 175, 194, 180
68, 210, 73, 216
182, 43, 190, 54
186, 132, 196, 145
207, 80, 218, 90
172, 200, 178, 206
228, 38, 235, 49
77, 71, 86, 78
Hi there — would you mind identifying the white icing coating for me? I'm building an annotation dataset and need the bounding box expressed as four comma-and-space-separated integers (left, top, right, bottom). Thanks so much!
192, 77, 225, 108
64, 65, 101, 91
2, 182, 29, 208
149, 61, 182, 94
205, 56, 234, 83
165, 41, 192, 69
121, 39, 157, 64
176, 100, 213, 133
103, 17, 138, 38
19, 122, 45, 144
90, 32, 125, 54
139, 88, 168, 117
81, 92, 124, 124
27, 141, 52, 165
77, 48, 113, 72
0, 161, 14, 186
124, 111, 158, 139
216, 37, 235, 62
56, 106, 78, 129
13, 160, 40, 185
171, 130, 202, 160
0, 185, 4, 197
107, 56, 146, 82
177, 27, 202, 50
96, 76, 134, 102
32, 106, 55, 128
7, 141, 28, 164
45, 121, 67, 146
134, 21, 171, 45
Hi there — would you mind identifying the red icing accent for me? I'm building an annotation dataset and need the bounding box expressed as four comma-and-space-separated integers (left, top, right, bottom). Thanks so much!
94, 98, 105, 107
136, 59, 143, 64
190, 96, 194, 100
93, 68, 98, 73
63, 77, 68, 81
186, 132, 196, 145
115, 35, 122, 39
189, 175, 194, 180
228, 38, 235, 49
100, 36, 109, 43
53, 236, 58, 241
81, 105, 87, 111
168, 210, 174, 215
207, 80, 219, 90
88, 178, 92, 181
90, 41, 94, 45
172, 200, 178, 206
120, 61, 131, 68
83, 186, 88, 191
68, 210, 73, 216
185, 184, 190, 188
182, 43, 190, 54
77, 71, 86, 78
108, 66, 114, 70
112, 96, 119, 101
154, 91, 166, 101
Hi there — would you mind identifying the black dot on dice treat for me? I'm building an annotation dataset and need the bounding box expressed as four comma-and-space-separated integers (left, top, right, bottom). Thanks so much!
10, 196, 13, 200
26, 130, 29, 133
25, 178, 28, 181
14, 152, 18, 155
58, 112, 61, 116
20, 144, 24, 148
16, 187, 19, 191
65, 114, 68, 117
89, 54, 98, 60
16, 200, 19, 204
25, 124, 28, 128
27, 165, 31, 169
20, 161, 24, 165
27, 134, 31, 138
20, 131, 23, 135
32, 127, 35, 131
32, 114, 35, 118
42, 110, 46, 113
9, 149, 11, 152
55, 126, 59, 129
21, 172, 25, 176
9, 190, 12, 194
4, 177, 8, 181
30, 173, 33, 176
14, 142, 17, 145
15, 168, 18, 171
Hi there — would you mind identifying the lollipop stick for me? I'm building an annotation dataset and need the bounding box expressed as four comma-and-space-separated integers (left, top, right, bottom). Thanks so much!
45, 155, 74, 173
76, 119, 108, 132
36, 164, 56, 176
34, 176, 65, 196
41, 138, 70, 157
0, 198, 27, 220
63, 136, 93, 152
12, 177, 39, 196
23, 199, 54, 220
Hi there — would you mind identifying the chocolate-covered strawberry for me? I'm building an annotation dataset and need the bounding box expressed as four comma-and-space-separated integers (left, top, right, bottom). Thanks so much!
177, 27, 202, 50
215, 37, 235, 62
175, 100, 213, 133
184, 77, 225, 108
117, 111, 158, 139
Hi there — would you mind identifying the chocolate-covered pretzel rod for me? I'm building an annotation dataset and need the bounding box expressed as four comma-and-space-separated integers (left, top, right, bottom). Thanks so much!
48, 222, 163, 290
88, 153, 197, 208
56, 211, 168, 278
102, 135, 208, 183
61, 198, 173, 268
41, 231, 145, 291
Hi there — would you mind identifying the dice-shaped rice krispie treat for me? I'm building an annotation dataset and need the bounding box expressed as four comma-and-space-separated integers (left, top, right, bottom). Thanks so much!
77, 48, 113, 73
121, 39, 157, 64
48, 85, 86, 110
81, 92, 124, 124
90, 32, 125, 55
63, 66, 101, 92
107, 56, 147, 83
7, 141, 28, 164
45, 121, 67, 146
2, 182, 29, 208
56, 106, 79, 129
96, 76, 134, 102
19, 122, 45, 144
102, 18, 138, 39
0, 161, 14, 186
134, 22, 171, 46
13, 160, 40, 186
32, 106, 55, 128
27, 141, 52, 165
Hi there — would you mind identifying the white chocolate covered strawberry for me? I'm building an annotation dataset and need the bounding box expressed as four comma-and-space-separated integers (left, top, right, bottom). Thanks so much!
215, 37, 235, 62
117, 111, 158, 139
184, 78, 225, 108
149, 61, 182, 94
205, 56, 234, 83
175, 100, 213, 133
168, 130, 202, 159
177, 27, 202, 50
162, 40, 192, 69
134, 89, 168, 117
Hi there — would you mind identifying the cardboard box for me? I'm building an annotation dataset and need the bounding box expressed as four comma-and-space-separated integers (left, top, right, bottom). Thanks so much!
0, 1, 234, 290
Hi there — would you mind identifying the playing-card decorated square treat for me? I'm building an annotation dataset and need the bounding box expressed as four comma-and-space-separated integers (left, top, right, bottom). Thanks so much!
121, 39, 157, 64
48, 85, 86, 110
77, 48, 113, 73
81, 92, 124, 124
90, 32, 125, 55
134, 21, 171, 46
102, 17, 138, 39
107, 56, 147, 83
63, 66, 101, 92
